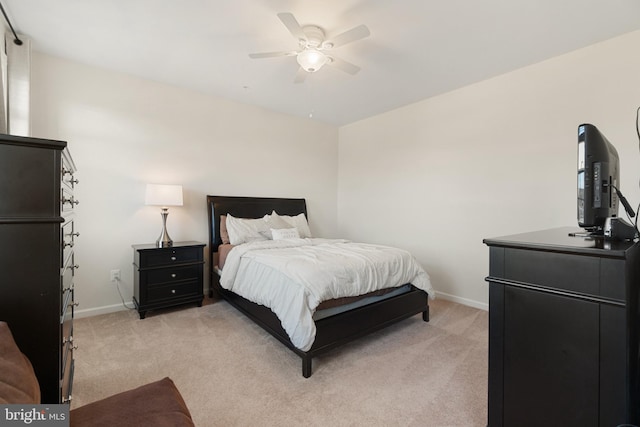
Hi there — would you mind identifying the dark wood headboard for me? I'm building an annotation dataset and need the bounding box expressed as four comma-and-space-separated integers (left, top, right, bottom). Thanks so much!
206, 195, 307, 298
206, 195, 307, 253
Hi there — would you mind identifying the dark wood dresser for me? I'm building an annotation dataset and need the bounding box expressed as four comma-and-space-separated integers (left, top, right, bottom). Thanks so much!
0, 134, 79, 404
133, 241, 205, 319
484, 227, 640, 427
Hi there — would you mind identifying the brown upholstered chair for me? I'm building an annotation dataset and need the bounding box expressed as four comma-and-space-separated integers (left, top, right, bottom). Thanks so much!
0, 321, 195, 426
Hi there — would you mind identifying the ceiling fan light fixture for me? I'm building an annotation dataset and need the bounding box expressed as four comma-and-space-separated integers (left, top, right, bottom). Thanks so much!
249, 13, 370, 81
297, 48, 328, 72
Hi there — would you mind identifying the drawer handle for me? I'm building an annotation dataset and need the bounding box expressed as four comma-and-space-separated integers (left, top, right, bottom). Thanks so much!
171, 289, 176, 294
170, 256, 177, 261
62, 197, 80, 206
62, 395, 73, 404
171, 273, 177, 278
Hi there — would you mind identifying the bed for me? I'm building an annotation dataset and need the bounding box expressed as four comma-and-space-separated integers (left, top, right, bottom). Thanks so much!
206, 195, 432, 377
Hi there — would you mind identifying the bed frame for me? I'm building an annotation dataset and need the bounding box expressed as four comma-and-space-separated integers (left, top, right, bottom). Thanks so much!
206, 195, 430, 377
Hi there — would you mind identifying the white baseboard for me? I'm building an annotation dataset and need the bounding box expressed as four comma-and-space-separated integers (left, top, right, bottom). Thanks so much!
75, 302, 134, 319
435, 291, 488, 311
76, 292, 488, 319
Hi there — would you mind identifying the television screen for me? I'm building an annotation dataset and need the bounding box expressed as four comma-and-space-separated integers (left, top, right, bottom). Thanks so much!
577, 123, 620, 233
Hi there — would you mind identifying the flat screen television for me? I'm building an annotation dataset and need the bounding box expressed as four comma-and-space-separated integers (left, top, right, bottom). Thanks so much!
577, 123, 620, 233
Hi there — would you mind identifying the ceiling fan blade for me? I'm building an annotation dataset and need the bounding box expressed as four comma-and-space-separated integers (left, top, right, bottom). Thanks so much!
293, 67, 308, 84
327, 56, 361, 75
327, 24, 370, 48
249, 51, 297, 59
277, 12, 306, 41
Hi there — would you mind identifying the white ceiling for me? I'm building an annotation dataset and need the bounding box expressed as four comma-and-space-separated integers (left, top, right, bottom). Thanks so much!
3, 0, 640, 125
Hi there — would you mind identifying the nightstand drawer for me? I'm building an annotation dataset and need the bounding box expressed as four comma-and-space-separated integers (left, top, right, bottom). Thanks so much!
138, 247, 202, 267
147, 280, 201, 302
146, 264, 201, 285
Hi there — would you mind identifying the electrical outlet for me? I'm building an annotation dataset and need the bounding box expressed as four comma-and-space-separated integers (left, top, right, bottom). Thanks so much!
110, 269, 121, 283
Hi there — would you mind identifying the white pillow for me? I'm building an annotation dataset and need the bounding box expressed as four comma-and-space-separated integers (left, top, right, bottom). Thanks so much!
271, 210, 312, 238
264, 212, 292, 230
271, 227, 300, 240
225, 213, 270, 245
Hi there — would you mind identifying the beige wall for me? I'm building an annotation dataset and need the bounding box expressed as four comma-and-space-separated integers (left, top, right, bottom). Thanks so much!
27, 30, 640, 315
29, 52, 339, 316
338, 30, 640, 309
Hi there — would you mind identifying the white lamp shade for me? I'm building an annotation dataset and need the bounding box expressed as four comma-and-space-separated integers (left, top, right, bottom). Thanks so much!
145, 184, 183, 207
297, 48, 328, 72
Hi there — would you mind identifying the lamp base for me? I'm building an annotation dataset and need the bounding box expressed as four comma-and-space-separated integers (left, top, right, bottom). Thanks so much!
156, 208, 174, 248
156, 239, 174, 248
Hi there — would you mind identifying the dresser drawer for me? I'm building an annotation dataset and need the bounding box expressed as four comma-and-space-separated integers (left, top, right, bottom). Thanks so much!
61, 329, 74, 375
502, 247, 625, 301
60, 187, 77, 213
61, 219, 76, 265
61, 288, 74, 325
146, 264, 201, 286
61, 356, 74, 404
61, 149, 77, 191
61, 254, 74, 293
147, 280, 201, 302
138, 246, 202, 268
60, 288, 74, 374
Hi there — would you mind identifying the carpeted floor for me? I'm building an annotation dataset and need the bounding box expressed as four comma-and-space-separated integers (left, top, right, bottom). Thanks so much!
71, 297, 488, 426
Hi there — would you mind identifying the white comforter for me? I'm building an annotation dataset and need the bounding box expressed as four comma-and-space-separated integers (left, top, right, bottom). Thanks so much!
220, 238, 433, 351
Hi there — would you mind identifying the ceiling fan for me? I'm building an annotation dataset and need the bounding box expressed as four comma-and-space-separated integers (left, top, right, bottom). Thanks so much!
249, 12, 370, 83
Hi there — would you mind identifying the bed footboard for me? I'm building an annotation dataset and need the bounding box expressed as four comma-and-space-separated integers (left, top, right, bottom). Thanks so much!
215, 272, 428, 378
310, 288, 428, 353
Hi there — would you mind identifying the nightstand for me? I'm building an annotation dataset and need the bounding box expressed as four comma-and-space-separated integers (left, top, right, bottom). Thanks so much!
132, 241, 205, 319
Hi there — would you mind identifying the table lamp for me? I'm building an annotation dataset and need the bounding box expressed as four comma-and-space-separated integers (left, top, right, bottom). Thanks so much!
145, 184, 183, 247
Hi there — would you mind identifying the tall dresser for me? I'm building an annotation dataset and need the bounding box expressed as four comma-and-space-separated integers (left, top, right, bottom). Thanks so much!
0, 134, 79, 404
